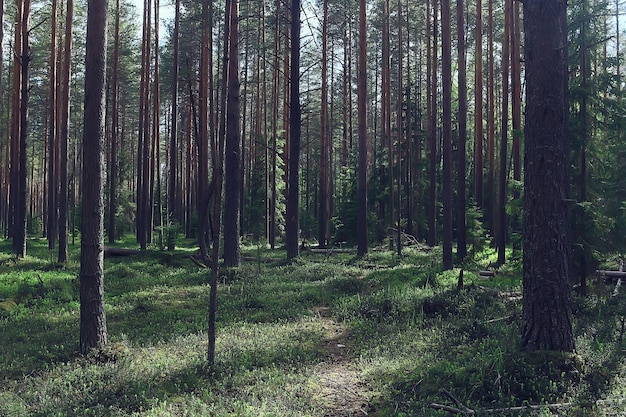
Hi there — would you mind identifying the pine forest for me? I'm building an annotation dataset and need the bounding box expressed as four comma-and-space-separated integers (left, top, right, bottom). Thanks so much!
2, 0, 626, 415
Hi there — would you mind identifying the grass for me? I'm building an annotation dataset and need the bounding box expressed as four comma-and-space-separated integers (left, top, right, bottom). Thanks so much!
1, 237, 626, 416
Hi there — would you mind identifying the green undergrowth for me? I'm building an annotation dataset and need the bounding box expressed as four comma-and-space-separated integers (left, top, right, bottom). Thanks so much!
1, 238, 626, 416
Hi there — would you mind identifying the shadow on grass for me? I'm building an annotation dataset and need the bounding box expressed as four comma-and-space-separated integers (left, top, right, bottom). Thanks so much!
5, 319, 326, 416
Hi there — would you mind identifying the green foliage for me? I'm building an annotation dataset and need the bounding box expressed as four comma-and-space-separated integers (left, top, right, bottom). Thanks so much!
466, 202, 491, 255
3, 238, 626, 416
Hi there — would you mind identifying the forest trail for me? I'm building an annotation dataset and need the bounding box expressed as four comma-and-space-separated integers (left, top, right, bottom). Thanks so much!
309, 307, 371, 417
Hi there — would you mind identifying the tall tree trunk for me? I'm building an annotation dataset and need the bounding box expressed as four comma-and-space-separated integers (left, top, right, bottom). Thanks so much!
382, 0, 393, 247
15, 0, 30, 258
521, 0, 574, 352
80, 0, 108, 354
285, 0, 301, 260
223, 0, 242, 267
208, 0, 229, 371
427, 0, 438, 247
47, 0, 58, 249
0, 0, 4, 236
456, 0, 467, 261
487, 0, 495, 232
318, 0, 329, 249
137, 0, 152, 250
441, 0, 453, 270
108, 0, 120, 244
168, 0, 180, 248
396, 0, 403, 257
511, 0, 522, 250
152, 0, 162, 248
405, 0, 414, 238
58, 0, 73, 263
197, 0, 212, 263
497, 0, 511, 266
474, 0, 484, 209
356, 0, 368, 257
9, 0, 23, 250
578, 1, 589, 295
269, 0, 280, 249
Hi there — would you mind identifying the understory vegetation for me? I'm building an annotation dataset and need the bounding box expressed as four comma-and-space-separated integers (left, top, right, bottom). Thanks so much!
1, 237, 626, 416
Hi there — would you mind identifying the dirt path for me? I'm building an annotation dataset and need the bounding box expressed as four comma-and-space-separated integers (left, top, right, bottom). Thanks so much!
308, 307, 371, 417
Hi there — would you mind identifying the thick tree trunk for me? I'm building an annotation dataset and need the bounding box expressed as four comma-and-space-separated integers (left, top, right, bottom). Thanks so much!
521, 0, 574, 352
285, 0, 301, 260
223, 0, 242, 268
356, 0, 368, 257
80, 0, 108, 354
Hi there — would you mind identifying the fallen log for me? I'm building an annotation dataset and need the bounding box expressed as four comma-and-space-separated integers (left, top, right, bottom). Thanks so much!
104, 247, 140, 257
597, 270, 626, 278
478, 270, 496, 279
309, 248, 354, 254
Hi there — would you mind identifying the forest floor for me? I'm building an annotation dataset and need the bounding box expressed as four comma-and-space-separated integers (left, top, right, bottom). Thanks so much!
2, 237, 626, 416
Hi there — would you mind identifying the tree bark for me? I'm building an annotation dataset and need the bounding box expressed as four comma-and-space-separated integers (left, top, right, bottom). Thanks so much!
427, 0, 438, 247
9, 0, 23, 244
441, 0, 453, 270
285, 0, 301, 260
318, 0, 329, 249
14, 0, 30, 258
356, 0, 368, 257
521, 0, 574, 352
474, 0, 484, 209
223, 0, 242, 267
80, 0, 109, 354
58, 0, 73, 263
456, 0, 467, 261
47, 0, 58, 250
168, 0, 180, 246
108, 0, 120, 244
497, 0, 511, 266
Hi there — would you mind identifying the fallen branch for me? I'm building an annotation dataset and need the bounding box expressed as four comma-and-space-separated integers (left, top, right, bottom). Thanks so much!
479, 314, 516, 325
429, 388, 626, 415
104, 247, 140, 257
188, 254, 207, 268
